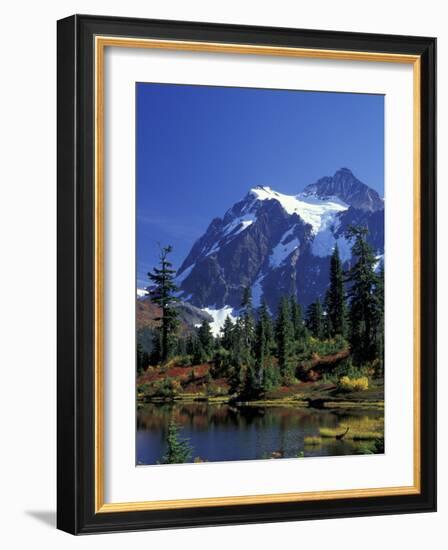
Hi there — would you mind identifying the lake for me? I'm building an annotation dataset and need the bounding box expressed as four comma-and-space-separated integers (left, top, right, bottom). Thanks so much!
136, 402, 384, 464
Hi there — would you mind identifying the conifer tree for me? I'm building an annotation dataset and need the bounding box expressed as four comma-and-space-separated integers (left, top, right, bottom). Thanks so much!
198, 319, 213, 359
221, 315, 234, 351
240, 286, 255, 367
191, 334, 207, 365
228, 362, 244, 396
212, 345, 231, 378
242, 364, 263, 399
227, 317, 246, 395
290, 295, 306, 341
185, 334, 195, 357
306, 298, 324, 339
149, 329, 163, 366
325, 244, 347, 337
147, 245, 180, 363
255, 299, 274, 367
136, 341, 149, 374
210, 316, 234, 378
254, 312, 266, 371
175, 337, 187, 357
232, 317, 245, 365
275, 296, 295, 383
322, 293, 333, 338
374, 262, 384, 375
161, 421, 192, 464
345, 226, 379, 364
248, 300, 275, 396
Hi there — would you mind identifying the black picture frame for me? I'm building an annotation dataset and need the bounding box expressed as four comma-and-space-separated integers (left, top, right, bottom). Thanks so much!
57, 14, 436, 535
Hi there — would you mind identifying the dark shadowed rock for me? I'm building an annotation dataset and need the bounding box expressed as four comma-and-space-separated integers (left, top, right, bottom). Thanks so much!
302, 168, 384, 212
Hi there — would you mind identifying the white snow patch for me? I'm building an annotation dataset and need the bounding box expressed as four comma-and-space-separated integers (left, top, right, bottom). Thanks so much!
205, 242, 221, 256
199, 214, 256, 258
202, 306, 237, 337
311, 228, 335, 258
251, 273, 266, 308
374, 254, 384, 272
269, 228, 300, 268
336, 236, 353, 263
222, 213, 255, 238
137, 288, 148, 298
249, 186, 348, 234
311, 229, 353, 262
199, 214, 255, 261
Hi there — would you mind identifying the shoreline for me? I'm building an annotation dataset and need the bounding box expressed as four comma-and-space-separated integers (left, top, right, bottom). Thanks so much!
137, 395, 384, 409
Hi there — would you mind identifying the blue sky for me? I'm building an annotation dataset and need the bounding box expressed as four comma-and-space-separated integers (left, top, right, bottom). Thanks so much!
136, 83, 384, 287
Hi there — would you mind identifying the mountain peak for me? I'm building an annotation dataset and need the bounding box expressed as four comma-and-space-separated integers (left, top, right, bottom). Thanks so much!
175, 168, 384, 312
253, 185, 272, 191
337, 167, 354, 175
302, 168, 383, 212
248, 185, 275, 198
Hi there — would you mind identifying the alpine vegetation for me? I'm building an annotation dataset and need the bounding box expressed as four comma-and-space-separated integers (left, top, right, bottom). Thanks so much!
137, 170, 384, 464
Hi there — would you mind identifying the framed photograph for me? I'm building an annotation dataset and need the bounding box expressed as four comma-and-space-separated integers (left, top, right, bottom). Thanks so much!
57, 15, 436, 534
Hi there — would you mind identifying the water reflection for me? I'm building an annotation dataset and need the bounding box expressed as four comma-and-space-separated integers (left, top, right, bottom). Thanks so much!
137, 402, 384, 465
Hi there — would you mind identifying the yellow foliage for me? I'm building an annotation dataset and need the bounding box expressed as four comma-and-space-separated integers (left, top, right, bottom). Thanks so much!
319, 416, 383, 441
304, 436, 322, 446
338, 375, 369, 392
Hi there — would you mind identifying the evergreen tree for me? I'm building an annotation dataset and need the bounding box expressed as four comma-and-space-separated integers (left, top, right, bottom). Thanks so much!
136, 341, 149, 374
322, 293, 333, 339
248, 300, 275, 396
212, 332, 222, 356
231, 317, 245, 365
275, 296, 295, 383
254, 316, 266, 372
290, 295, 306, 341
190, 334, 207, 365
175, 337, 187, 357
264, 363, 281, 390
241, 365, 264, 400
306, 298, 324, 339
228, 362, 244, 396
185, 334, 195, 357
228, 317, 246, 395
212, 346, 231, 378
220, 315, 234, 351
345, 226, 379, 364
160, 421, 192, 464
147, 245, 180, 363
263, 302, 275, 352
240, 287, 255, 367
255, 299, 274, 368
325, 244, 347, 337
150, 331, 162, 365
198, 319, 214, 359
374, 262, 385, 375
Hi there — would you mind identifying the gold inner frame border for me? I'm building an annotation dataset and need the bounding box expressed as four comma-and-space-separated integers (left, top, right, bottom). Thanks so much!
94, 35, 421, 513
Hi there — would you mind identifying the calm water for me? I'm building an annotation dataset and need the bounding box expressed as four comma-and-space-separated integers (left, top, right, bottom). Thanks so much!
137, 402, 384, 465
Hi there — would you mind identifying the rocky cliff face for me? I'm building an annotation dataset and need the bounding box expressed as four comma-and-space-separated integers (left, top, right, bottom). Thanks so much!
302, 167, 384, 212
175, 168, 384, 314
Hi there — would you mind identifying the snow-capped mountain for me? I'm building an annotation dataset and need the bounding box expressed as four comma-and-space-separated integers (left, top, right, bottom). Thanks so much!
175, 168, 384, 316
137, 288, 149, 299
302, 167, 384, 212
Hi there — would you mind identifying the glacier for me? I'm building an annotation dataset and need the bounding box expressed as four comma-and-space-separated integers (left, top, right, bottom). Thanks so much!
201, 306, 237, 337
249, 186, 349, 234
